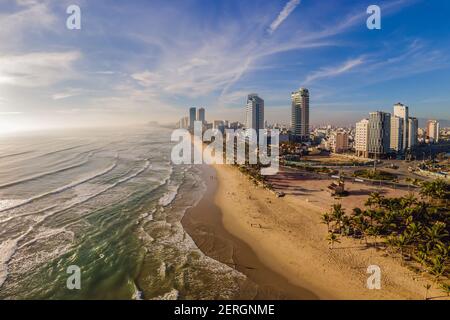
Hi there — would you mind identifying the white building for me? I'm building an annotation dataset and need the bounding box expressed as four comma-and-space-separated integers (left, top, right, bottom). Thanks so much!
355, 119, 369, 158
393, 103, 409, 151
427, 120, 440, 143
390, 116, 403, 152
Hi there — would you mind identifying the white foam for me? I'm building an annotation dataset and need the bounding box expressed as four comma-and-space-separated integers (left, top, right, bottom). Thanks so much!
0, 239, 18, 287
158, 185, 179, 207
0, 200, 24, 211
24, 159, 152, 226
0, 159, 118, 213
0, 227, 32, 288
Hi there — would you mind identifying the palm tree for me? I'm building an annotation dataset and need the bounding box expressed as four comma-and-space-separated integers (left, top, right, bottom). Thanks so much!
406, 222, 423, 244
327, 231, 340, 250
331, 204, 346, 232
366, 225, 380, 247
352, 209, 369, 244
432, 243, 449, 259
429, 255, 446, 283
401, 193, 417, 208
321, 212, 333, 232
425, 222, 449, 250
364, 209, 378, 229
395, 232, 410, 263
365, 192, 383, 208
420, 179, 449, 205
415, 245, 428, 266
420, 182, 434, 202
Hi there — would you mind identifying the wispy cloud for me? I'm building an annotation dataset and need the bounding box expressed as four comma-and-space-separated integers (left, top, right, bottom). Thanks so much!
304, 58, 365, 84
52, 88, 87, 100
0, 51, 81, 87
0, 1, 56, 50
268, 0, 301, 34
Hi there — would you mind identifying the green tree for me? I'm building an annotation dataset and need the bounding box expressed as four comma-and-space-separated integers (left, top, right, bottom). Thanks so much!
365, 192, 383, 208
327, 231, 340, 250
321, 212, 333, 232
429, 255, 447, 283
425, 222, 449, 249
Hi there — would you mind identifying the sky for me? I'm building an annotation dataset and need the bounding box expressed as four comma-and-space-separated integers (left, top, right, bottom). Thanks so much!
0, 0, 450, 133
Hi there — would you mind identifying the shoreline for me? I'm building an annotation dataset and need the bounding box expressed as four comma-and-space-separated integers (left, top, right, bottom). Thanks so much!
183, 164, 445, 300
181, 165, 318, 299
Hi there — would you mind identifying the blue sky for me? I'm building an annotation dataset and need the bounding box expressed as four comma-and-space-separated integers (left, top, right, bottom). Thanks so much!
0, 0, 449, 132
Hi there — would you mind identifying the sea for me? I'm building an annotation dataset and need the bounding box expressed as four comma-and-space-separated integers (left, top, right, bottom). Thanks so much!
0, 126, 250, 299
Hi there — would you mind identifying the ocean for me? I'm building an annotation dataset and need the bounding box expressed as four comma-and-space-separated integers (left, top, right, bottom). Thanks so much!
0, 126, 248, 299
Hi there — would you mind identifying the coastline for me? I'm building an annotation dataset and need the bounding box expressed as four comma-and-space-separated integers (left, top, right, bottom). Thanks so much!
181, 164, 318, 299
183, 163, 445, 300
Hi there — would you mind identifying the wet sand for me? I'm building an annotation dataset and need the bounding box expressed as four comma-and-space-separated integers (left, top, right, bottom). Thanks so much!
182, 165, 318, 299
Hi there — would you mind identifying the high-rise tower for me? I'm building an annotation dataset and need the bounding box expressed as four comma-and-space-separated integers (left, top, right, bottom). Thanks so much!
245, 94, 264, 131
291, 87, 309, 141
393, 103, 409, 151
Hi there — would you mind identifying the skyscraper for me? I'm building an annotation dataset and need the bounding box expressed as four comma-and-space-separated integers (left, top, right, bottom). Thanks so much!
408, 117, 418, 148
245, 94, 264, 131
197, 107, 205, 124
291, 87, 310, 141
368, 111, 391, 158
427, 120, 440, 143
355, 118, 369, 158
393, 103, 409, 151
189, 107, 196, 130
390, 116, 403, 152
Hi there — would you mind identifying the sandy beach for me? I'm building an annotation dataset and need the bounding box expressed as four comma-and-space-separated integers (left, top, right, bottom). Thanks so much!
183, 164, 446, 300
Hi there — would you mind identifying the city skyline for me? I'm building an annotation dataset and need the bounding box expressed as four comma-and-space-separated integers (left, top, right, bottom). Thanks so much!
0, 0, 450, 134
